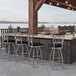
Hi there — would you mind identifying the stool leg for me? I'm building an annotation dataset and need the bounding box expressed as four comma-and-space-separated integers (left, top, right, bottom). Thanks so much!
50, 49, 53, 66
7, 44, 11, 60
16, 45, 19, 60
3, 43, 8, 59
16, 45, 19, 56
4, 43, 7, 53
4, 43, 7, 50
28, 47, 32, 64
26, 45, 29, 57
36, 47, 38, 63
39, 47, 43, 64
58, 49, 61, 65
8, 44, 10, 55
12, 43, 16, 55
52, 49, 55, 69
33, 48, 35, 68
60, 49, 64, 67
22, 45, 24, 59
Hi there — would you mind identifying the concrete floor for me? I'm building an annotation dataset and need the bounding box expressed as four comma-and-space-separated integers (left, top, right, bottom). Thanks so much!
0, 48, 76, 76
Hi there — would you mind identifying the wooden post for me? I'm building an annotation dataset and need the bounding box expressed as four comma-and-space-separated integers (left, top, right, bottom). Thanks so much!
28, 0, 38, 35
28, 0, 46, 35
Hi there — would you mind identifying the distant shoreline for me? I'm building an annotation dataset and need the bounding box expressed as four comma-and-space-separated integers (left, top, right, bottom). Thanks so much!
0, 22, 50, 24
0, 22, 76, 24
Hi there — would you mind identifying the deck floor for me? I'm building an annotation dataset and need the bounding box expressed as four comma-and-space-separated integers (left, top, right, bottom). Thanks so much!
0, 48, 76, 76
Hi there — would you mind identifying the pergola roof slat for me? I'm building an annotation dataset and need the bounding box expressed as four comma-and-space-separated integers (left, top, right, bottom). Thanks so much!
45, 0, 76, 11
35, 0, 46, 11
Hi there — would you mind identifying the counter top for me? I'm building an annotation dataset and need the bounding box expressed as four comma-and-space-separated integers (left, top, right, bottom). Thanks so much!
6, 33, 76, 40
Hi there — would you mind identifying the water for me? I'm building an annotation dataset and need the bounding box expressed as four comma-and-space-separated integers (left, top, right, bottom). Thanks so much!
0, 23, 76, 29
0, 23, 76, 36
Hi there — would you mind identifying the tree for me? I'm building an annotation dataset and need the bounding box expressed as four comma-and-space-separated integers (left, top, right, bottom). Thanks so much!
8, 25, 13, 33
41, 24, 45, 29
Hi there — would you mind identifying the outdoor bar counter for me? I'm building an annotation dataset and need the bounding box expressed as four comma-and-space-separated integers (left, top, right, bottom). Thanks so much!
7, 33, 76, 64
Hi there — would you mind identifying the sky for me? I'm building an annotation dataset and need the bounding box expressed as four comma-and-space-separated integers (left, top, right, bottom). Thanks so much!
0, 0, 76, 22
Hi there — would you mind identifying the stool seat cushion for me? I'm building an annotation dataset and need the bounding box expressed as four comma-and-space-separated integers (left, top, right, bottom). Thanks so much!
55, 44, 62, 48
4, 40, 15, 43
52, 44, 62, 49
33, 43, 43, 46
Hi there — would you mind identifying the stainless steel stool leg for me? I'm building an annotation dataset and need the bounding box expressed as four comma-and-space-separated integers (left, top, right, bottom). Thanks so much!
29, 47, 32, 64
58, 49, 61, 65
50, 49, 53, 66
12, 43, 16, 55
16, 45, 20, 60
60, 49, 64, 67
33, 48, 35, 68
22, 45, 24, 59
26, 45, 29, 57
52, 49, 55, 69
3, 43, 11, 59
50, 49, 64, 69
39, 47, 43, 64
8, 44, 10, 55
16, 46, 18, 55
7, 44, 11, 60
36, 47, 38, 63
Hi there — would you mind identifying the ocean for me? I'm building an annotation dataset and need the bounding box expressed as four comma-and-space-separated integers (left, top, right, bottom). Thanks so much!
0, 23, 76, 29
0, 23, 76, 35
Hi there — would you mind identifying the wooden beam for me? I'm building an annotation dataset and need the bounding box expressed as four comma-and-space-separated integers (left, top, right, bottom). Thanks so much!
28, 0, 46, 35
35, 0, 46, 11
28, 0, 38, 35
51, 0, 76, 9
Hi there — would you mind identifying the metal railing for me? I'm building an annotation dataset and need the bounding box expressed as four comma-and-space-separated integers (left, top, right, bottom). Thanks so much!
0, 28, 28, 47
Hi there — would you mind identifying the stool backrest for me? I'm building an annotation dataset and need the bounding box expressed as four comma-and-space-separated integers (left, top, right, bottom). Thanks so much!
14, 33, 23, 45
1, 33, 9, 47
2, 33, 9, 43
27, 34, 33, 47
53, 35, 64, 48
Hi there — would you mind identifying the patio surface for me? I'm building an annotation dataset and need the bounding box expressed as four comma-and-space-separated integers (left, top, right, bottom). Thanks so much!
0, 48, 76, 76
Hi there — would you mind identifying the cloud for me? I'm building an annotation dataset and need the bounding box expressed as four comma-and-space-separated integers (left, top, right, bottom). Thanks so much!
0, 0, 76, 22
0, 0, 28, 21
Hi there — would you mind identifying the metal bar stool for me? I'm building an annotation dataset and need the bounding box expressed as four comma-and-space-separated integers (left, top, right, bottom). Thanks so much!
2, 33, 15, 58
14, 33, 28, 59
50, 35, 64, 69
27, 34, 43, 67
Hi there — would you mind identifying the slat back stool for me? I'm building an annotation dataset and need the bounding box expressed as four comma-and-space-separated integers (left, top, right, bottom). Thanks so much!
15, 33, 28, 59
2, 33, 15, 57
28, 34, 43, 68
50, 35, 64, 69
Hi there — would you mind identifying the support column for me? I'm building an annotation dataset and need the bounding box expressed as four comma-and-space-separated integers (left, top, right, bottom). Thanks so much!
28, 0, 38, 35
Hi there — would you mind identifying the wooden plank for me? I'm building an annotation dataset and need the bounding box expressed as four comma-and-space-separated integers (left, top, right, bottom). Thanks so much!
51, 0, 76, 9
35, 0, 46, 11
28, 0, 38, 35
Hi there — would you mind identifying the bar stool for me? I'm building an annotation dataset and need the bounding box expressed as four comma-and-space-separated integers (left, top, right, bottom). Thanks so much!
28, 34, 43, 67
2, 33, 15, 57
50, 35, 64, 68
15, 33, 28, 59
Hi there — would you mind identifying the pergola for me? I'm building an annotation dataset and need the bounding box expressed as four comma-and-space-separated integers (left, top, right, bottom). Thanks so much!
28, 0, 76, 35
